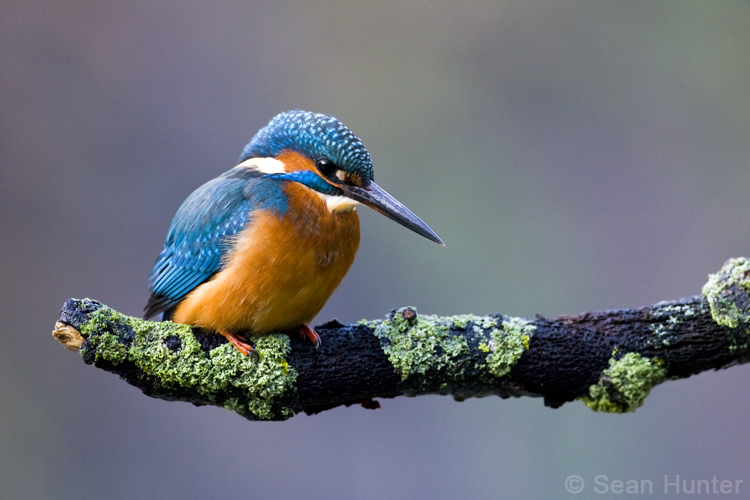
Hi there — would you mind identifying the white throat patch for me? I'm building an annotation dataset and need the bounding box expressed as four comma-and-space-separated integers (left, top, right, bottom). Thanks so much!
316, 193, 360, 214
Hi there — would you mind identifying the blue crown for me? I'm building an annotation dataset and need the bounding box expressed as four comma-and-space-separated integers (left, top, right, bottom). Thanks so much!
240, 110, 374, 182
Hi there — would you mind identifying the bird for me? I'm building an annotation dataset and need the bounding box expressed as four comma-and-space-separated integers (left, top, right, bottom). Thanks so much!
144, 110, 443, 357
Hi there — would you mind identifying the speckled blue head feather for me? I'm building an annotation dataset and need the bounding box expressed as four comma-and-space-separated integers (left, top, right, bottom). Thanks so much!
240, 110, 374, 184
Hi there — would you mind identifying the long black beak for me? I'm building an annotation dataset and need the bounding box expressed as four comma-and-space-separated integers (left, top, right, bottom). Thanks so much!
338, 181, 444, 245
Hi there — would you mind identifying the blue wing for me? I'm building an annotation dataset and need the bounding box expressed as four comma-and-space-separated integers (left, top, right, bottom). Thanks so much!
144, 167, 286, 319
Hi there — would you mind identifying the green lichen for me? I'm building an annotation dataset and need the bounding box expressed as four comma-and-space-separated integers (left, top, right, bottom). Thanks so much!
652, 301, 697, 318
473, 316, 499, 330
87, 332, 129, 364
486, 317, 534, 378
374, 307, 470, 390
582, 353, 666, 413
374, 308, 532, 392
702, 258, 750, 329
79, 306, 297, 420
647, 301, 696, 350
451, 314, 476, 329
79, 308, 130, 364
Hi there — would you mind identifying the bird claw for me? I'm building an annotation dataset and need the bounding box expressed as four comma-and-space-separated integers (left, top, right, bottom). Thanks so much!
296, 324, 322, 352
219, 330, 257, 359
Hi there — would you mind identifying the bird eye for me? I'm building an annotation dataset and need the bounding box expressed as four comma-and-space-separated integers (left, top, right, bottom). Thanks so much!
316, 158, 337, 177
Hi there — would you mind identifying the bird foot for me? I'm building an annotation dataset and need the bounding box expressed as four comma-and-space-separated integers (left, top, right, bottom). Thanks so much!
219, 330, 258, 360
296, 324, 322, 351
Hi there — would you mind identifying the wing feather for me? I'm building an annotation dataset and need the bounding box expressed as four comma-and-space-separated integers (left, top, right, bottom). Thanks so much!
144, 168, 278, 319
145, 166, 289, 319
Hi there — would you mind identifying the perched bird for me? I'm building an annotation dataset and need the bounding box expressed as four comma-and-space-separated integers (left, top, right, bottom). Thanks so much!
144, 110, 442, 356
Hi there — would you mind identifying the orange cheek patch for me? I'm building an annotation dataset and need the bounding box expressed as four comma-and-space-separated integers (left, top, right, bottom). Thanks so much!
277, 150, 317, 173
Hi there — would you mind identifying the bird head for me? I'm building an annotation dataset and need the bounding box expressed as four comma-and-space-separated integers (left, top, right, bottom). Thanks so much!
239, 110, 443, 245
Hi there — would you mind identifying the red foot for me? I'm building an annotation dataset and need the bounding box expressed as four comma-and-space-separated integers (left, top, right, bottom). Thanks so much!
219, 330, 257, 359
296, 324, 322, 351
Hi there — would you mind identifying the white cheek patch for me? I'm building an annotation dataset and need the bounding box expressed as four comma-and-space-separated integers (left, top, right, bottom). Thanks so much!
316, 193, 360, 213
237, 157, 287, 174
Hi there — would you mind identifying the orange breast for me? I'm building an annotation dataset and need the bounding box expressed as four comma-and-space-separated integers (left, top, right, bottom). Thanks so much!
172, 179, 360, 335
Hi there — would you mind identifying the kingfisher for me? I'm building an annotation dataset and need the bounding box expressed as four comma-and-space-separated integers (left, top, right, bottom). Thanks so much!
144, 110, 443, 357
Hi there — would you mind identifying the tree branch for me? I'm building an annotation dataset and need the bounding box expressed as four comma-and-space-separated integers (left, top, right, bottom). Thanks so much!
52, 258, 750, 420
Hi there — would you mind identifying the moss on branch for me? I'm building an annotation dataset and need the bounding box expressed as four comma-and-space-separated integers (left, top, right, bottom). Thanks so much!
53, 258, 750, 420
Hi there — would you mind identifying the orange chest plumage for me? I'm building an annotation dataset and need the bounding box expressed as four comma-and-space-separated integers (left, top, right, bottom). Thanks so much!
173, 181, 360, 334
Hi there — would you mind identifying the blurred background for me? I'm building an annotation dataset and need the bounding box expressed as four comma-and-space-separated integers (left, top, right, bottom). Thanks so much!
2, 1, 750, 498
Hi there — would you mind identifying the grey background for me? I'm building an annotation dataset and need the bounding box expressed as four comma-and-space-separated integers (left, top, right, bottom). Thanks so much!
2, 1, 750, 498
